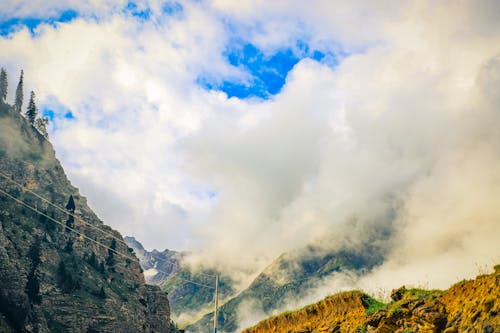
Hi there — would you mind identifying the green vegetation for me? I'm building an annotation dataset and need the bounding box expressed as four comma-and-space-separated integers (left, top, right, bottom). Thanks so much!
187, 247, 384, 332
26, 91, 37, 125
57, 259, 82, 293
162, 266, 235, 322
362, 295, 387, 315
404, 288, 443, 301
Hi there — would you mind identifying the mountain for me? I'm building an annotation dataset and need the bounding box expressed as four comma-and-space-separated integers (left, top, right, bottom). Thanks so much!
124, 236, 237, 326
242, 266, 500, 333
186, 243, 384, 333
124, 236, 181, 285
0, 102, 173, 332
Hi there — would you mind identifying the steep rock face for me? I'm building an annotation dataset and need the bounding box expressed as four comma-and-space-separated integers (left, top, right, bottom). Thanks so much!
242, 268, 500, 333
0, 104, 172, 332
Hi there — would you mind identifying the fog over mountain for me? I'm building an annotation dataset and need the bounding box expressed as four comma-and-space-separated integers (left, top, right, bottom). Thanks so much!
0, 0, 499, 294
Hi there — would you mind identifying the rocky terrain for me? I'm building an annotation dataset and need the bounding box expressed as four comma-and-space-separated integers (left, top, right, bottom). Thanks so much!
124, 236, 181, 285
0, 102, 173, 332
242, 266, 500, 333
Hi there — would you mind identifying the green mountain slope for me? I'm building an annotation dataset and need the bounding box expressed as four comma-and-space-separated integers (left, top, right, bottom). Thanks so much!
0, 103, 173, 332
125, 236, 237, 325
186, 244, 383, 333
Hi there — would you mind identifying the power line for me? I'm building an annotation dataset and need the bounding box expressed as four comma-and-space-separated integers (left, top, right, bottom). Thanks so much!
0, 170, 128, 246
163, 275, 215, 290
0, 168, 219, 279
0, 169, 217, 277
0, 187, 133, 260
0, 185, 217, 290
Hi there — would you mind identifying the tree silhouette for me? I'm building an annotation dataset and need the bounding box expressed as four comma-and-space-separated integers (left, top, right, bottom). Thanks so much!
106, 239, 117, 266
0, 68, 7, 104
66, 195, 76, 212
26, 91, 37, 124
14, 70, 23, 113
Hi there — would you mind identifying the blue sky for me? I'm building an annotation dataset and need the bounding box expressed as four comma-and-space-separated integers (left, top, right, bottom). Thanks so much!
0, 2, 335, 100
0, 9, 78, 36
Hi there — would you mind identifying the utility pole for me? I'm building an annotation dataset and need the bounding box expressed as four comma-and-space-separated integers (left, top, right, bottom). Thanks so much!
213, 273, 219, 333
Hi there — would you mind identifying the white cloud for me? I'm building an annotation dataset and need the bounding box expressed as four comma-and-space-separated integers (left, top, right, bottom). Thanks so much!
0, 0, 499, 295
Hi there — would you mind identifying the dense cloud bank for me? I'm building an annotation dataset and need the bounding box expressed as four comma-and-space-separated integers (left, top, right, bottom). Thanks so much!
0, 0, 499, 291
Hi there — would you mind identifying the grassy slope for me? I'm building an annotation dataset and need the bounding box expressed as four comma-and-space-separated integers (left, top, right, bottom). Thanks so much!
242, 266, 500, 333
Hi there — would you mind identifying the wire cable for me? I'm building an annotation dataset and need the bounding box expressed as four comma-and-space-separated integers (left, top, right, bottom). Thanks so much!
0, 170, 128, 246
0, 187, 134, 260
0, 186, 217, 289
0, 170, 218, 279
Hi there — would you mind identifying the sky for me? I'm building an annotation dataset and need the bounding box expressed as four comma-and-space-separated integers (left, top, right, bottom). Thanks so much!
0, 0, 500, 293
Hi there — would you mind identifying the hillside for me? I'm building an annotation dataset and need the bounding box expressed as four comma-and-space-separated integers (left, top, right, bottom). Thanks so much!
186, 244, 384, 332
242, 266, 500, 333
0, 103, 173, 332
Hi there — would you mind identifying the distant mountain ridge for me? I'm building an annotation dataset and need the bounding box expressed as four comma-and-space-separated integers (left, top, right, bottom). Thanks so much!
126, 229, 386, 332
124, 236, 237, 325
186, 243, 384, 332
125, 236, 181, 285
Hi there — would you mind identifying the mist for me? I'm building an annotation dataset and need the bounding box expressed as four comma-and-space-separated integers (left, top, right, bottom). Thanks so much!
0, 0, 499, 303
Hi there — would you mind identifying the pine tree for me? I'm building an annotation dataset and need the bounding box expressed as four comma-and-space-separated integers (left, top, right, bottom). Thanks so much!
0, 68, 7, 104
26, 91, 37, 124
65, 195, 75, 232
66, 195, 76, 212
14, 70, 23, 112
87, 251, 99, 270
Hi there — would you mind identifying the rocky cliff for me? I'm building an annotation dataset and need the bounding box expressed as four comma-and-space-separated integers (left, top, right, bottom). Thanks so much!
0, 103, 172, 332
242, 266, 500, 333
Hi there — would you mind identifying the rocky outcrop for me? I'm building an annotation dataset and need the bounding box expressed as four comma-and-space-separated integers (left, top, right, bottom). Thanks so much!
0, 102, 172, 332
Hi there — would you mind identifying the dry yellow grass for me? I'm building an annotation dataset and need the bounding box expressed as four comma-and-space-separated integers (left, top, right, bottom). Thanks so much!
242, 267, 500, 333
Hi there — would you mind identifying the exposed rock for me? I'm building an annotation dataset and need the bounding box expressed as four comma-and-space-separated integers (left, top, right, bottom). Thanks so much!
390, 286, 406, 302
0, 102, 172, 332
